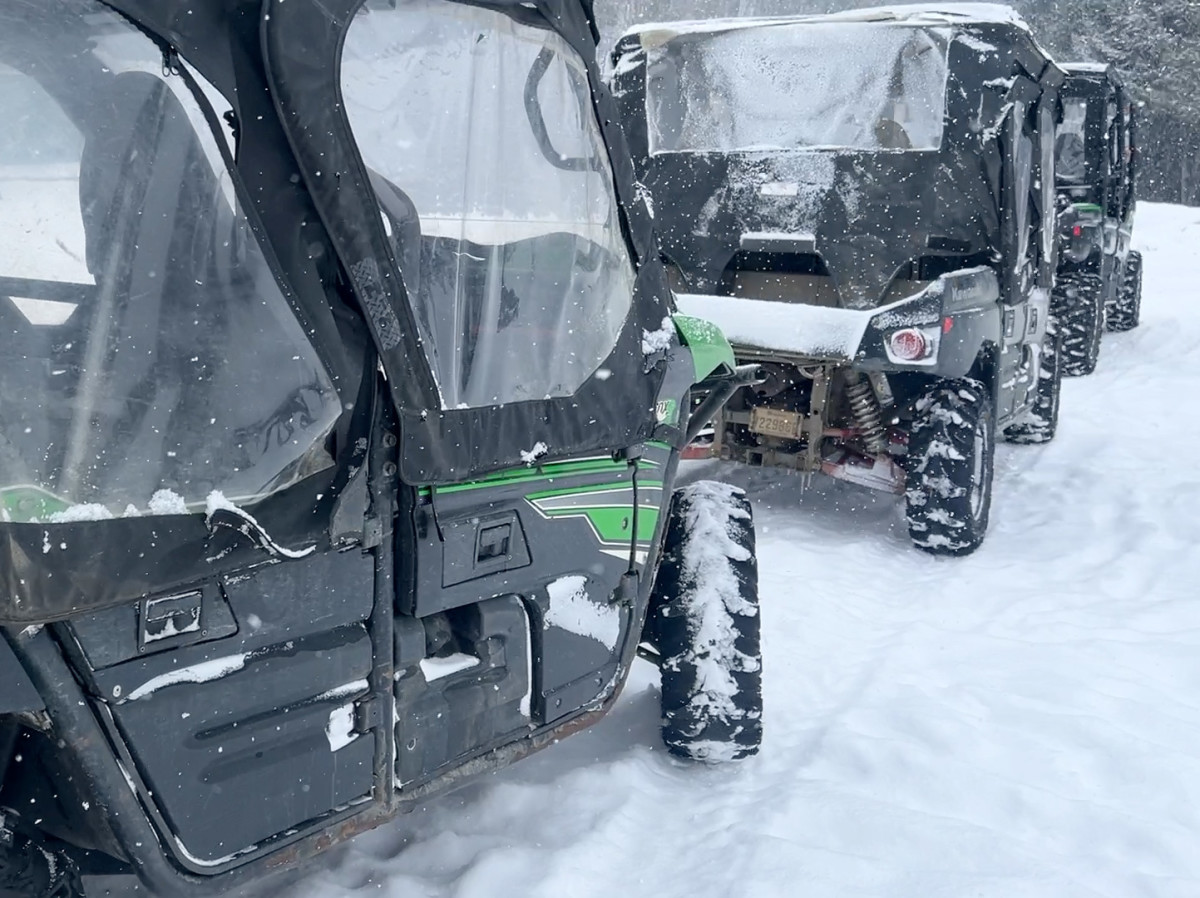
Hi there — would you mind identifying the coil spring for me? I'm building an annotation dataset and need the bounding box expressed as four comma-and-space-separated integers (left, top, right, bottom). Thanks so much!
845, 374, 888, 455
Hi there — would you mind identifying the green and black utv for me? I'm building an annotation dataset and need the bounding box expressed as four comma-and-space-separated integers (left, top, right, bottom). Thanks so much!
1053, 62, 1142, 375
613, 6, 1065, 556
0, 2, 764, 896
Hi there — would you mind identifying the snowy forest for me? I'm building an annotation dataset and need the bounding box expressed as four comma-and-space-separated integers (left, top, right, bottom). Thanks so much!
597, 0, 1200, 206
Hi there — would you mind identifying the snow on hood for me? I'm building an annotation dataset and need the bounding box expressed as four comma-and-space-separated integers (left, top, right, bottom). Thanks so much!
676, 293, 875, 360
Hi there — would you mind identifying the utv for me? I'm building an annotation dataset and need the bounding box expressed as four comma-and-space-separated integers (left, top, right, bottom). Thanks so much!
1053, 61, 1142, 374
612, 6, 1066, 556
0, 1, 764, 896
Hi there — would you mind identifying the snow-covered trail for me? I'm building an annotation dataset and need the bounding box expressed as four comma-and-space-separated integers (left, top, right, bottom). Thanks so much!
287, 203, 1200, 898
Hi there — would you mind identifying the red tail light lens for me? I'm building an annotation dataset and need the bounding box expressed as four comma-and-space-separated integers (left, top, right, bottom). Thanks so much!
888, 328, 928, 361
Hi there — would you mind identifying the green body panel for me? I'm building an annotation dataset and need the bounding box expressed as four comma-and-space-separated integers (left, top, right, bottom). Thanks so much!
585, 506, 660, 543
420, 454, 670, 554
427, 455, 658, 496
672, 314, 735, 382
526, 480, 664, 545
524, 479, 665, 500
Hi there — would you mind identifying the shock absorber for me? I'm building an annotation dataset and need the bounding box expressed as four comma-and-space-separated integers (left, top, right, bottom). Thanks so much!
844, 372, 888, 455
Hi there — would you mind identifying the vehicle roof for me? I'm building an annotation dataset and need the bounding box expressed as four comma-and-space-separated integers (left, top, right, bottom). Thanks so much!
1060, 62, 1125, 95
621, 3, 1031, 44
1062, 61, 1122, 81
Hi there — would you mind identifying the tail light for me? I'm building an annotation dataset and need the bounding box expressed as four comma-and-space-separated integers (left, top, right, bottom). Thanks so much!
888, 328, 929, 362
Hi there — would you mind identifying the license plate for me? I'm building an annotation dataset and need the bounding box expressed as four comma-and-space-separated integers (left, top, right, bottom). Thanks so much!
750, 407, 801, 439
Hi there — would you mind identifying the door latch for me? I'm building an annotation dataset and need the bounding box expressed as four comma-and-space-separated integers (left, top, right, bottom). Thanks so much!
140, 591, 202, 647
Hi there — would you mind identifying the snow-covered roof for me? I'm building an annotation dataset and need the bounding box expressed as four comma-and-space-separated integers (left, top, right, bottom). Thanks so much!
621, 4, 1030, 46
823, 4, 1027, 25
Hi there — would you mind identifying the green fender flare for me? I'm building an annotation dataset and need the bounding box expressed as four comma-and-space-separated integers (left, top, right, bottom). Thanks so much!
671, 314, 736, 383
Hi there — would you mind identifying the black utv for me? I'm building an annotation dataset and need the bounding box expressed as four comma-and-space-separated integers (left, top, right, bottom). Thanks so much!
612, 6, 1066, 556
0, 2, 765, 896
1053, 62, 1142, 375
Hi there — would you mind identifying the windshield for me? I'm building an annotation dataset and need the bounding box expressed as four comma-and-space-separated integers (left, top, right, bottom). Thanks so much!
645, 23, 951, 155
341, 0, 635, 409
0, 2, 341, 521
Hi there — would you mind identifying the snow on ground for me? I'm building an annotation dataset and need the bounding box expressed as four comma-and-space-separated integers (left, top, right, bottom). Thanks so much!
261, 203, 1200, 898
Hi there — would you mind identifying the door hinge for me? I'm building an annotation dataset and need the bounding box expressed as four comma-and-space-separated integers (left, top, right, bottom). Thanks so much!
362, 515, 384, 549
354, 695, 385, 734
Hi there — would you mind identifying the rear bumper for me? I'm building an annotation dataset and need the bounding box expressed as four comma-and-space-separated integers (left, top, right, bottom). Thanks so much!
674, 266, 1000, 373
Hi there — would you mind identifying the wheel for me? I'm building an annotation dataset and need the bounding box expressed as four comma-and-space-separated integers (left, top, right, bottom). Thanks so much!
1004, 328, 1062, 444
1052, 270, 1103, 376
1107, 250, 1143, 332
905, 378, 995, 557
649, 481, 761, 762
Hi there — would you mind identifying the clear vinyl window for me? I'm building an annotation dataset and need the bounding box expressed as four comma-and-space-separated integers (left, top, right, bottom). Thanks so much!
645, 23, 951, 155
341, 0, 635, 409
1056, 98, 1088, 184
0, 3, 342, 521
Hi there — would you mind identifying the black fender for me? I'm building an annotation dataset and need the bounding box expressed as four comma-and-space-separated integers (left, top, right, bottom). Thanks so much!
0, 631, 43, 714
857, 267, 1003, 381
932, 307, 1003, 380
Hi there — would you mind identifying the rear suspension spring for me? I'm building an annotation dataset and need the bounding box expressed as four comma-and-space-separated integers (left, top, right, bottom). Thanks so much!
845, 373, 888, 454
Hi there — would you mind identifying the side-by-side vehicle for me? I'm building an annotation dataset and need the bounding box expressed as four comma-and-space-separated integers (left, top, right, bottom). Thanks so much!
613, 5, 1067, 555
1054, 61, 1142, 375
0, 2, 762, 895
